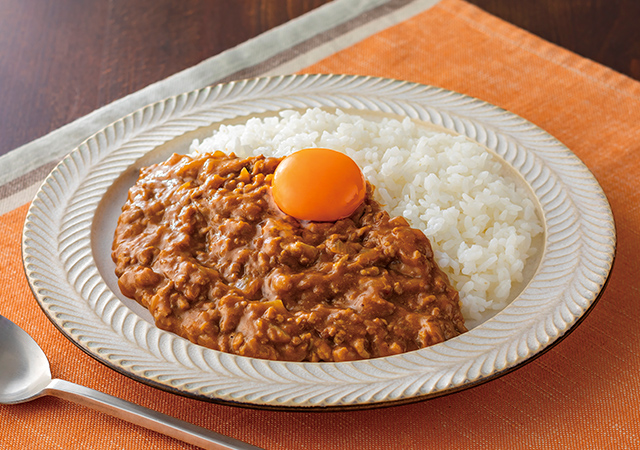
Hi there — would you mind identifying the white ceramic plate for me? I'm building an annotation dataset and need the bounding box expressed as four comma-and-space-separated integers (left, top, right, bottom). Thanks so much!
22, 74, 615, 410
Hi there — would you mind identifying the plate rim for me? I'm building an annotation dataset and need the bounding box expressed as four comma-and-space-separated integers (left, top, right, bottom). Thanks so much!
21, 73, 616, 410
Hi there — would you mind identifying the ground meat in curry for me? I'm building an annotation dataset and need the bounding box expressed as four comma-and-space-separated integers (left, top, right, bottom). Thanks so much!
112, 151, 467, 362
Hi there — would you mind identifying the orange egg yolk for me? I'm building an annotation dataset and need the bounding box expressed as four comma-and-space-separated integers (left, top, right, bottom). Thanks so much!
272, 148, 366, 222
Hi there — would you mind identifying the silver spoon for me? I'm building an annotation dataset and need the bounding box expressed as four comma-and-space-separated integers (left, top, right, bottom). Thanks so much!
0, 314, 263, 450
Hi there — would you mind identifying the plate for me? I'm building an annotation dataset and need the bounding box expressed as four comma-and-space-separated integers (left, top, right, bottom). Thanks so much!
22, 74, 616, 410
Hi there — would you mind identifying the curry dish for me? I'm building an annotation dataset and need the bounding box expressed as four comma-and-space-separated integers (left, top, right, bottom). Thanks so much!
112, 152, 467, 362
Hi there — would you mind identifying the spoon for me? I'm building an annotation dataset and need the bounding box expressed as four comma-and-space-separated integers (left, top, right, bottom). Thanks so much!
0, 314, 263, 450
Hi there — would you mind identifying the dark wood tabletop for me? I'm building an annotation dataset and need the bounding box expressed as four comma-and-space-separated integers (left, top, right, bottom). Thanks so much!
1, 0, 638, 158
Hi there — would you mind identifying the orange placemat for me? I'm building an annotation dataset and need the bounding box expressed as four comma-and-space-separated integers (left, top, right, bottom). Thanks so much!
2, 0, 640, 448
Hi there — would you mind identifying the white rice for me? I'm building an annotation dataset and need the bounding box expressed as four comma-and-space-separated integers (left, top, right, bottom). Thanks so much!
190, 108, 543, 328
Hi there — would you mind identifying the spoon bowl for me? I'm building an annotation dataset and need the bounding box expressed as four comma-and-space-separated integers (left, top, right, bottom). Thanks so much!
0, 315, 261, 450
0, 315, 51, 404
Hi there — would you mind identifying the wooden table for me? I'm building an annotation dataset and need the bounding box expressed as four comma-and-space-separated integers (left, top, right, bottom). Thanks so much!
1, 0, 638, 158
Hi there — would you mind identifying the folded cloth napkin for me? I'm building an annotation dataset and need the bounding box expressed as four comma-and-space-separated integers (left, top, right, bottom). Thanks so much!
2, 0, 639, 448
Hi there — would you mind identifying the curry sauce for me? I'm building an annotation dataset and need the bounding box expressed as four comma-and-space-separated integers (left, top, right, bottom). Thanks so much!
112, 152, 467, 362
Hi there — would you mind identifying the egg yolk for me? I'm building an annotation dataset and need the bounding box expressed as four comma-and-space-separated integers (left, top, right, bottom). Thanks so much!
272, 148, 366, 222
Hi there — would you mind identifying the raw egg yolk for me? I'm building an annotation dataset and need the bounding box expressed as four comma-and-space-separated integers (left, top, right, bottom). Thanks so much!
272, 148, 366, 222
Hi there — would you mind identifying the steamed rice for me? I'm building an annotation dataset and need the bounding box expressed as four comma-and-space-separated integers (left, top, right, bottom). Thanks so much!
190, 108, 543, 328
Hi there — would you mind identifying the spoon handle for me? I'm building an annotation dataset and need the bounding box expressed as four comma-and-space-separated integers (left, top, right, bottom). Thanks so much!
45, 379, 263, 450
